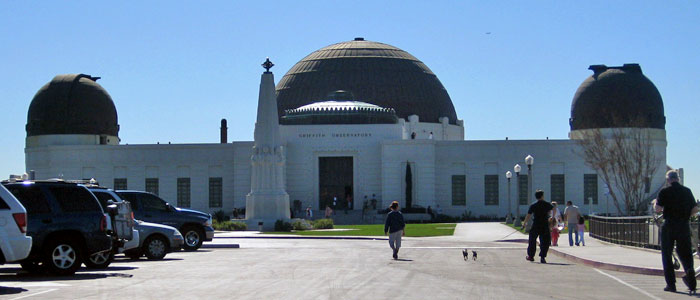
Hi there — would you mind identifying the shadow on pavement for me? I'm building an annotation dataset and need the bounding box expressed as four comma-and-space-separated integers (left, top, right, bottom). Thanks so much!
0, 271, 133, 282
395, 258, 413, 262
541, 262, 573, 266
0, 286, 27, 295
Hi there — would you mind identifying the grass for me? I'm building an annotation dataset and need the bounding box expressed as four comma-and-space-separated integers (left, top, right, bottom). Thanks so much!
504, 220, 589, 234
264, 223, 456, 237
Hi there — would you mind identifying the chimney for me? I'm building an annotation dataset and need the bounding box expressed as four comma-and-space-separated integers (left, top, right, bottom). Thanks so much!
220, 119, 228, 143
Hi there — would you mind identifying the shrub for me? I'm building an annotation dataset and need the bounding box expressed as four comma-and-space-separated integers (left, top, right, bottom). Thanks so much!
312, 218, 334, 229
292, 219, 312, 231
213, 210, 228, 222
212, 220, 247, 231
275, 219, 293, 232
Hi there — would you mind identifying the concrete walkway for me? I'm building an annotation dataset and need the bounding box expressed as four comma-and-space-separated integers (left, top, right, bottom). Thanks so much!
213, 222, 699, 277
471, 222, 699, 277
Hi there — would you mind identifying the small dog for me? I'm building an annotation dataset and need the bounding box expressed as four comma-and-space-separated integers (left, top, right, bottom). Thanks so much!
472, 251, 477, 261
462, 249, 469, 261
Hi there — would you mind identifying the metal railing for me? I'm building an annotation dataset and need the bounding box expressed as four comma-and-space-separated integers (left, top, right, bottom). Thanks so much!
589, 214, 698, 250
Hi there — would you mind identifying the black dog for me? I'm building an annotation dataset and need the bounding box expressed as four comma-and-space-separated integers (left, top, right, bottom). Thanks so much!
472, 251, 477, 261
462, 249, 469, 261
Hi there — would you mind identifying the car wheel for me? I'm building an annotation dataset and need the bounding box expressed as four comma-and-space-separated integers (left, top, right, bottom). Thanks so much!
20, 260, 44, 273
143, 235, 168, 260
43, 238, 82, 276
182, 226, 204, 251
85, 250, 114, 269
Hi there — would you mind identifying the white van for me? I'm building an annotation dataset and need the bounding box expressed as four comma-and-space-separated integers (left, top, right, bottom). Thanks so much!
0, 184, 32, 264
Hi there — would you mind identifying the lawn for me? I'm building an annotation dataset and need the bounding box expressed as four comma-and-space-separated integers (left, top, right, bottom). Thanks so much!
503, 220, 589, 234
265, 223, 456, 237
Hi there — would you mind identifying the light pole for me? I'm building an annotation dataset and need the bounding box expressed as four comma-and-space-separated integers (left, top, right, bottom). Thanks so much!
525, 155, 534, 232
513, 164, 522, 227
506, 171, 513, 224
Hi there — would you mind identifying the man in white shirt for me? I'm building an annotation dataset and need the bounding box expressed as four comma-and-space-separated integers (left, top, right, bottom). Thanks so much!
563, 201, 581, 246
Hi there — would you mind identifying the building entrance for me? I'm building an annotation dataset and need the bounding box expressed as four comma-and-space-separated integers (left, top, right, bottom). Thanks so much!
319, 156, 353, 211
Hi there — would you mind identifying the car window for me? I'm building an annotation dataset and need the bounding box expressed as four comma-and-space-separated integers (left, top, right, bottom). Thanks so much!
93, 191, 116, 209
6, 185, 51, 214
48, 186, 102, 212
141, 193, 168, 212
116, 192, 139, 209
0, 196, 9, 209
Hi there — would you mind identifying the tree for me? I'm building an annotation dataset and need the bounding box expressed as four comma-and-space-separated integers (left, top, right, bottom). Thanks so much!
574, 126, 659, 216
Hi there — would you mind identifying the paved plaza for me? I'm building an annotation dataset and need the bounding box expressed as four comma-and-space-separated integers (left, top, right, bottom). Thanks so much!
0, 223, 696, 299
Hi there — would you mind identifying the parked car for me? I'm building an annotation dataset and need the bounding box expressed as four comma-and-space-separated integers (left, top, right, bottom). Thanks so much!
86, 186, 139, 269
2, 180, 112, 275
124, 220, 184, 260
116, 191, 214, 251
0, 184, 32, 264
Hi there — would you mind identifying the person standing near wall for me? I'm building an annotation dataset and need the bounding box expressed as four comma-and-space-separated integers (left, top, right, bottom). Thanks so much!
384, 201, 406, 260
654, 170, 698, 294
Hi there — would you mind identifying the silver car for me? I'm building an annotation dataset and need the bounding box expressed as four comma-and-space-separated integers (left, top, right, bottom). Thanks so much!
124, 220, 184, 260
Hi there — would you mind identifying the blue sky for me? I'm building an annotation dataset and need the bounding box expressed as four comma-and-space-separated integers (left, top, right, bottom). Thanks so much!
1, 1, 698, 194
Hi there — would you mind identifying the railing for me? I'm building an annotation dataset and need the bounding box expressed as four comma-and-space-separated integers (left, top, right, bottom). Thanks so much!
589, 214, 698, 250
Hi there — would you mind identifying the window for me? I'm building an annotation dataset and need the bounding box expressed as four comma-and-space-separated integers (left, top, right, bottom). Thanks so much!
484, 175, 499, 206
0, 196, 9, 209
114, 178, 127, 190
584, 174, 598, 205
209, 177, 222, 208
7, 186, 51, 214
92, 191, 117, 209
49, 186, 101, 212
518, 174, 528, 205
177, 178, 191, 208
145, 178, 159, 196
550, 174, 565, 204
451, 175, 466, 206
141, 193, 168, 211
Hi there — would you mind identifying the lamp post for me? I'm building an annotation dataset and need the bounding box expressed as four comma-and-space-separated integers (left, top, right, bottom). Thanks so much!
506, 171, 513, 224
525, 155, 534, 232
513, 164, 522, 227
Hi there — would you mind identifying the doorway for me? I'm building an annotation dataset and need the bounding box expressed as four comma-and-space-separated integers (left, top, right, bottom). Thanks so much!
319, 156, 353, 211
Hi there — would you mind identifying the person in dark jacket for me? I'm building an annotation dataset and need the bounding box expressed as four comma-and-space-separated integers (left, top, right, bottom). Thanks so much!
522, 190, 553, 263
384, 201, 406, 260
654, 169, 699, 293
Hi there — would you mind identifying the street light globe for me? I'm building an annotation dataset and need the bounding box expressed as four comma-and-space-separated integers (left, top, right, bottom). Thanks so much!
514, 164, 521, 173
506, 171, 512, 179
525, 155, 534, 166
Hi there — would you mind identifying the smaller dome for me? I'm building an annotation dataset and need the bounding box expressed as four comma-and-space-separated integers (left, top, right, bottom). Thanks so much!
281, 100, 398, 125
26, 74, 119, 137
570, 64, 665, 131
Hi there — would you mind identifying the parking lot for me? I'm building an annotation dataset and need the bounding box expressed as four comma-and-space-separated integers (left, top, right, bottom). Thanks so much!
0, 234, 689, 300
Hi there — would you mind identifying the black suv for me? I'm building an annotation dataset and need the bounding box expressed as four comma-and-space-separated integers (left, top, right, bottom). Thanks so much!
2, 180, 112, 275
116, 191, 213, 251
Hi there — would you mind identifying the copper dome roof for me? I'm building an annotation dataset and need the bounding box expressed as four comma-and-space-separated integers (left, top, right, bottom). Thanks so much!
275, 38, 457, 124
570, 64, 665, 131
26, 74, 119, 137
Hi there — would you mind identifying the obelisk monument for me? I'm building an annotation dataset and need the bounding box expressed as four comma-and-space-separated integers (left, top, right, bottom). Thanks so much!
245, 58, 290, 230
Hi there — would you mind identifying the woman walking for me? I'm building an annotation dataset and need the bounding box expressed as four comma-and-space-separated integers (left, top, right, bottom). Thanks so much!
384, 201, 406, 260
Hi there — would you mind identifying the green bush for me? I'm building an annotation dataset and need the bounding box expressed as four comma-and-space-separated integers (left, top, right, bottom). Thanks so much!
213, 210, 228, 222
275, 219, 293, 232
312, 218, 334, 229
212, 220, 247, 231
292, 219, 312, 231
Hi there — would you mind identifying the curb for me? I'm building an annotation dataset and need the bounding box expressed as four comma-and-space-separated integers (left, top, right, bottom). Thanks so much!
214, 235, 388, 241
501, 238, 686, 277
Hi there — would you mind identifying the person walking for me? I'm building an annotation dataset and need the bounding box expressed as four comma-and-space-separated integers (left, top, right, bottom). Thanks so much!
654, 169, 698, 293
384, 201, 406, 260
306, 206, 313, 220
324, 205, 332, 219
563, 201, 581, 246
522, 190, 553, 263
576, 216, 586, 246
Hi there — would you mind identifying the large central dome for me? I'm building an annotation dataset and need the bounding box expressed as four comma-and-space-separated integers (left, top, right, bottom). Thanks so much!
276, 38, 458, 124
